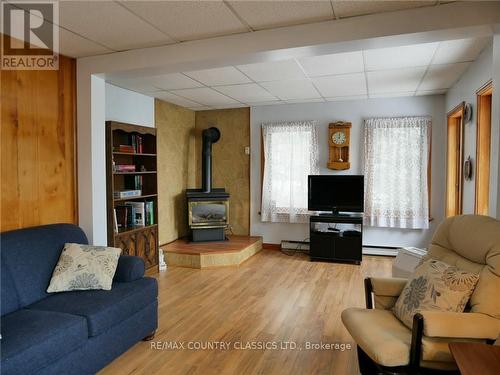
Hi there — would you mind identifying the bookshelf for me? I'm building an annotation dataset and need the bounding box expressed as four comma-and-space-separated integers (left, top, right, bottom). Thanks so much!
105, 121, 159, 274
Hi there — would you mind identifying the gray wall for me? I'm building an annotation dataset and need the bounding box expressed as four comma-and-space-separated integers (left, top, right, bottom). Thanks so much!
445, 43, 493, 214
250, 95, 446, 248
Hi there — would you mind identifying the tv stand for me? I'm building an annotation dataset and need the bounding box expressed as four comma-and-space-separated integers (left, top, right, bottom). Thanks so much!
309, 214, 362, 264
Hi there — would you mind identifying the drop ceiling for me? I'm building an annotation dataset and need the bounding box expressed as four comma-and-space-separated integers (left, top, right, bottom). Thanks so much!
107, 37, 490, 110
8, 0, 450, 58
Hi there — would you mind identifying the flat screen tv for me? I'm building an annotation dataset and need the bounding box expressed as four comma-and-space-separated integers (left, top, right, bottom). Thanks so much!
308, 175, 364, 214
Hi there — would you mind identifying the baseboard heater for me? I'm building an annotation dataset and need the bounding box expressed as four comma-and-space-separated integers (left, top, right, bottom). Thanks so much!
280, 241, 398, 257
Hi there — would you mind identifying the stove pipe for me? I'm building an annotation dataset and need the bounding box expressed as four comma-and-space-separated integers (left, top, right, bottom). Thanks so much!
201, 127, 220, 193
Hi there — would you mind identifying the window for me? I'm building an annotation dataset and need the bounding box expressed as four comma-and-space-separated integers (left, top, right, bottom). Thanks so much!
261, 121, 318, 223
364, 117, 431, 229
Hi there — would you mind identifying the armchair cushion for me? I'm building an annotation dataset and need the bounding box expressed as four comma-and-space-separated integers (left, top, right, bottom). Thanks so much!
420, 311, 500, 339
341, 307, 411, 367
393, 259, 479, 328
370, 277, 407, 310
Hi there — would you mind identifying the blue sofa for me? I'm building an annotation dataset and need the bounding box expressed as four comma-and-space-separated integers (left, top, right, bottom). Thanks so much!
0, 224, 158, 375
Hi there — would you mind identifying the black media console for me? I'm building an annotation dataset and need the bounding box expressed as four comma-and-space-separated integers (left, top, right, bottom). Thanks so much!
309, 214, 362, 264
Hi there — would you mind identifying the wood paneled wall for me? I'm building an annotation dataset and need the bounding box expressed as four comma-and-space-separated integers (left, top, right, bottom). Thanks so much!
1, 54, 77, 232
195, 108, 250, 235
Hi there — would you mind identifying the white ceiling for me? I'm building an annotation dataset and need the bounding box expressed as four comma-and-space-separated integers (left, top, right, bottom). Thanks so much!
107, 36, 490, 110
7, 0, 449, 58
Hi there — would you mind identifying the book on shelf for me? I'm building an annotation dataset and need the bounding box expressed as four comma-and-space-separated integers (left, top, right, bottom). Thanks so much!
130, 134, 144, 153
115, 144, 135, 153
114, 164, 136, 172
145, 201, 154, 225
115, 205, 129, 229
124, 175, 143, 190
125, 201, 145, 226
113, 190, 142, 199
113, 209, 118, 233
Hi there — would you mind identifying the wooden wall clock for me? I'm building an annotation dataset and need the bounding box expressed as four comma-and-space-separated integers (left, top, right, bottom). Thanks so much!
328, 121, 352, 170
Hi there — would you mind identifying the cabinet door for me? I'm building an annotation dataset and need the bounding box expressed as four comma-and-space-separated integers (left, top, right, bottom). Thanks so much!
310, 233, 334, 259
114, 233, 137, 256
335, 237, 362, 261
136, 227, 158, 269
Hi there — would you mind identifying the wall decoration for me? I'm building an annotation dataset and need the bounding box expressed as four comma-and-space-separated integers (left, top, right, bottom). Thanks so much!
464, 156, 473, 181
328, 121, 352, 170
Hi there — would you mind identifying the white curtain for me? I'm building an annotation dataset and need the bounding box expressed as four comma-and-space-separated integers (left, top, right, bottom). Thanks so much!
261, 121, 319, 223
364, 116, 431, 229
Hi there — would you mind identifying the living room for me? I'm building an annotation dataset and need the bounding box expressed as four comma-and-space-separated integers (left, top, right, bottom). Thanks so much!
1, 1, 500, 374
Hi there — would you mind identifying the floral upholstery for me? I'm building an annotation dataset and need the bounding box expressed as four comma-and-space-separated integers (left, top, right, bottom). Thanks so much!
47, 243, 121, 292
392, 259, 479, 328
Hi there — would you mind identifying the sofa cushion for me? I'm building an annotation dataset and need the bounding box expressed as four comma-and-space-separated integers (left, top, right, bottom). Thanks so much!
1, 224, 88, 309
1, 265, 19, 316
0, 309, 88, 375
28, 277, 158, 337
342, 307, 411, 367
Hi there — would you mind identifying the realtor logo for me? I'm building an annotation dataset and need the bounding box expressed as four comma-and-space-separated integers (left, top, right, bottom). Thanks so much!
1, 1, 59, 70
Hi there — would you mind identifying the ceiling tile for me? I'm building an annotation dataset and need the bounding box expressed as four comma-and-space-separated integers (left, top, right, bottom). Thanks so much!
312, 73, 367, 97
189, 106, 213, 111
418, 62, 470, 91
184, 67, 251, 86
57, 1, 174, 51
237, 60, 306, 82
367, 67, 427, 94
59, 27, 113, 58
332, 1, 435, 18
299, 51, 364, 77
120, 1, 248, 42
285, 98, 325, 104
152, 73, 203, 91
325, 95, 368, 102
415, 89, 447, 96
227, 1, 333, 30
210, 103, 249, 110
110, 77, 163, 93
154, 92, 204, 108
432, 37, 491, 65
250, 101, 285, 107
260, 79, 321, 100
171, 87, 240, 106
364, 42, 438, 71
369, 92, 415, 99
214, 84, 277, 103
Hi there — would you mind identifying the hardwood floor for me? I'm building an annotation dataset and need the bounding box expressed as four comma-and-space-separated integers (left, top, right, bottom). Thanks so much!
99, 250, 392, 375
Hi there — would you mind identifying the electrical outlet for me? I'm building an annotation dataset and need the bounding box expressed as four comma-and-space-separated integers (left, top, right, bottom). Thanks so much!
245, 146, 250, 155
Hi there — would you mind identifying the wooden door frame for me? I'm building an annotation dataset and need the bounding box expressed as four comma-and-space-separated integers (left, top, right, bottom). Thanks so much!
446, 102, 465, 217
474, 80, 493, 215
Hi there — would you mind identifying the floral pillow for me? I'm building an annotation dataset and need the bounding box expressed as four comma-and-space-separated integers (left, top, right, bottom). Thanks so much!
392, 259, 479, 328
47, 243, 121, 293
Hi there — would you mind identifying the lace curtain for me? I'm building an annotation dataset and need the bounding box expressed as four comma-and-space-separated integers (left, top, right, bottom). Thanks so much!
261, 121, 319, 223
364, 116, 431, 229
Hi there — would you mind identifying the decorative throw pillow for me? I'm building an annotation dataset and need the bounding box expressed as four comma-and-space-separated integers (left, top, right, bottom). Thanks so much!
392, 259, 479, 328
47, 243, 121, 293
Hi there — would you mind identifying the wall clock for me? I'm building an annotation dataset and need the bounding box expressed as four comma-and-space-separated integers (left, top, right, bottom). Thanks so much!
328, 121, 352, 170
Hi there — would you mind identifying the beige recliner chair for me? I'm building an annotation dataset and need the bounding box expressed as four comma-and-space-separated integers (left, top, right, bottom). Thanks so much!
342, 215, 500, 373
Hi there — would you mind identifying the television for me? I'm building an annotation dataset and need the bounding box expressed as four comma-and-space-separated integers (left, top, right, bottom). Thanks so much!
308, 175, 364, 214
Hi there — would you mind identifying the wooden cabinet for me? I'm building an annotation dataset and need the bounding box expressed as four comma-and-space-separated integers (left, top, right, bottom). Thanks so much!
106, 121, 159, 274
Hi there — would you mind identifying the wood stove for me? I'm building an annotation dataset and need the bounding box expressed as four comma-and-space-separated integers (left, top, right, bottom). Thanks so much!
186, 127, 229, 242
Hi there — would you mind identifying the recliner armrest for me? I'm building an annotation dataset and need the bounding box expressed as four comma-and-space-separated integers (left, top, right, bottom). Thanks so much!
113, 255, 145, 282
421, 311, 500, 340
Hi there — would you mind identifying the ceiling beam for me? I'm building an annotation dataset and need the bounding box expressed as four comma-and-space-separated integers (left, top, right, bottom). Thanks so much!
77, 2, 500, 79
